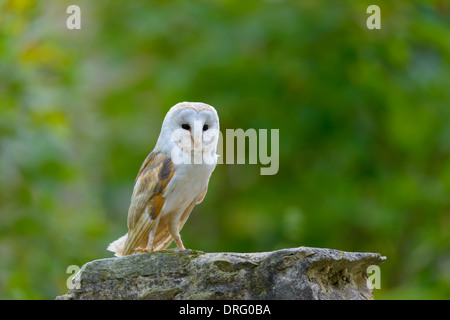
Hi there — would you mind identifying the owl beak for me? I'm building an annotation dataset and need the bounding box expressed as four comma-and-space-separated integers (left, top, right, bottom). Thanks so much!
192, 120, 203, 151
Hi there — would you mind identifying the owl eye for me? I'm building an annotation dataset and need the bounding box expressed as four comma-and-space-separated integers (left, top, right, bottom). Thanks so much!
181, 124, 190, 130
203, 124, 208, 131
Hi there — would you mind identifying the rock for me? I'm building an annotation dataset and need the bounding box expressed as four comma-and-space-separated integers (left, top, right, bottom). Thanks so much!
56, 246, 386, 300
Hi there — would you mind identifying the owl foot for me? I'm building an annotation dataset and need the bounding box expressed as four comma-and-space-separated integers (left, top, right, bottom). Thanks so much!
132, 247, 149, 254
132, 245, 155, 254
132, 247, 146, 254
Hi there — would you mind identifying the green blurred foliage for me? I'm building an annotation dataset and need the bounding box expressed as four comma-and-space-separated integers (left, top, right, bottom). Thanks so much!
0, 0, 449, 299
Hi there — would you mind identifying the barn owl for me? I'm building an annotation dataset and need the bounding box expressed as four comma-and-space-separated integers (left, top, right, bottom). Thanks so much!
107, 102, 220, 256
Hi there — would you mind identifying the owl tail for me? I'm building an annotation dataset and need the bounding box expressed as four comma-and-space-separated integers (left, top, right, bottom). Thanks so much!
107, 234, 128, 257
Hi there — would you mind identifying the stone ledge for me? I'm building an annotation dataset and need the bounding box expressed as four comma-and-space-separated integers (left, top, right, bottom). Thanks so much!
56, 246, 386, 300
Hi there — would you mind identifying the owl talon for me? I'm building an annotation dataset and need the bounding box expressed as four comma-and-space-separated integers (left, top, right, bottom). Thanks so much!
133, 247, 148, 254
132, 245, 156, 254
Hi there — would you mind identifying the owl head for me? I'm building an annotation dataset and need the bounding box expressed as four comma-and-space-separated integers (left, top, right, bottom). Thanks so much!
155, 102, 220, 165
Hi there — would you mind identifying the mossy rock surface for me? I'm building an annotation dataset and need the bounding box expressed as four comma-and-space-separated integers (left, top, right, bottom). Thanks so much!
56, 247, 385, 300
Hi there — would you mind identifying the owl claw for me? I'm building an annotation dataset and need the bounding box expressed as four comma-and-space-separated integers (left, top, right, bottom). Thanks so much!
132, 245, 155, 254
132, 247, 148, 254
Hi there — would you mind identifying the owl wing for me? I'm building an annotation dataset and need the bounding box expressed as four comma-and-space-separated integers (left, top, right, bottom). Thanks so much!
122, 151, 175, 256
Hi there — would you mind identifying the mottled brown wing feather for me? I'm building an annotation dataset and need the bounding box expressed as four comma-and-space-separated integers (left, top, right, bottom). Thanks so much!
122, 151, 175, 256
